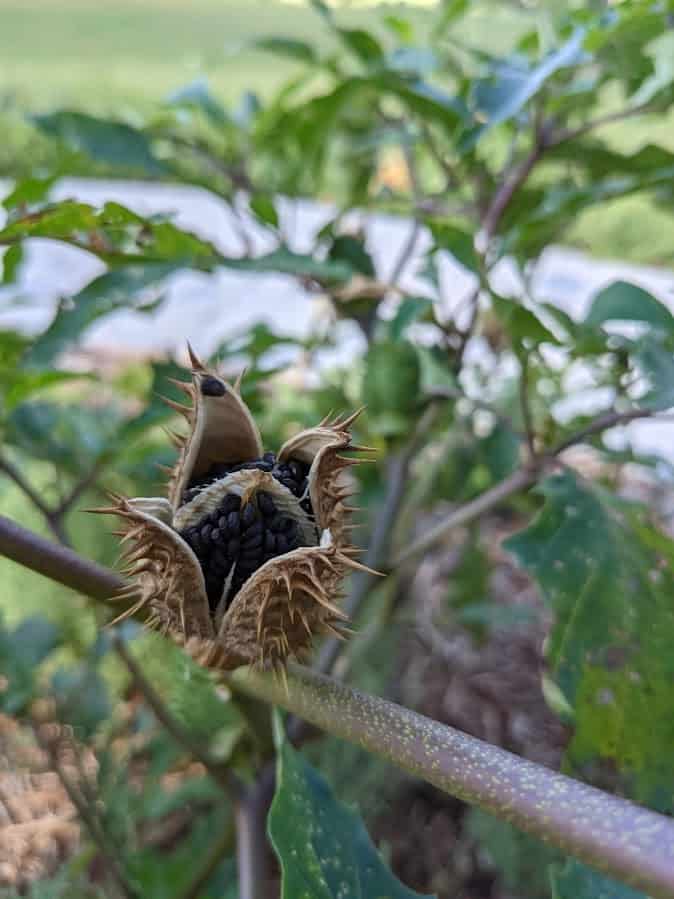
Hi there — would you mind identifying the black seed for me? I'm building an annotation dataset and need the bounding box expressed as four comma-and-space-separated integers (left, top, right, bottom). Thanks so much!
280, 476, 298, 492
268, 515, 283, 533
200, 524, 212, 541
242, 504, 257, 528
227, 538, 240, 557
264, 532, 276, 553
276, 534, 289, 554
222, 494, 241, 513
257, 492, 275, 517
226, 511, 240, 534
289, 461, 304, 480
200, 375, 226, 397
263, 451, 276, 463
210, 528, 221, 543
218, 515, 228, 531
243, 532, 264, 551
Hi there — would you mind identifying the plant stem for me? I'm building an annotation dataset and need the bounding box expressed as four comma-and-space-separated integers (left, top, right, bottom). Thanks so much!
235, 769, 276, 899
0, 454, 72, 546
0, 513, 125, 602
391, 466, 538, 567
113, 634, 244, 801
230, 664, 674, 899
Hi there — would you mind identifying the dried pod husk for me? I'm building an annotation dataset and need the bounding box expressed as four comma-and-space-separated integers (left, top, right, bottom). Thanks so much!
97, 348, 377, 671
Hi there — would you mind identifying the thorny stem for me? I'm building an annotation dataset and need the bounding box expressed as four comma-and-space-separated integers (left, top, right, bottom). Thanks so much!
230, 664, 674, 899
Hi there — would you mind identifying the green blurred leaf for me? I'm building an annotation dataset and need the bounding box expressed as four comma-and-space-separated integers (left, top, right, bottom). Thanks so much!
33, 111, 164, 175
362, 340, 420, 436
253, 37, 319, 65
428, 220, 479, 273
249, 193, 279, 229
632, 335, 674, 410
1, 244, 23, 284
52, 664, 111, 738
269, 715, 432, 899
24, 263, 176, 368
0, 616, 61, 715
464, 30, 587, 148
631, 31, 674, 106
585, 281, 674, 336
3, 174, 58, 210
387, 297, 434, 341
337, 28, 385, 66
505, 471, 674, 811
551, 859, 645, 899
491, 294, 559, 350
166, 78, 229, 125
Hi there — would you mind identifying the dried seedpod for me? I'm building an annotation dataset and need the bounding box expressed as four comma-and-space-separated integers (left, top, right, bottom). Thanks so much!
96, 347, 377, 671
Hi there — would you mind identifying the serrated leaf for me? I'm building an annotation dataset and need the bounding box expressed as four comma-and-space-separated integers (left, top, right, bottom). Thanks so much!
551, 859, 645, 899
505, 471, 674, 811
33, 111, 164, 175
585, 281, 674, 335
269, 716, 433, 899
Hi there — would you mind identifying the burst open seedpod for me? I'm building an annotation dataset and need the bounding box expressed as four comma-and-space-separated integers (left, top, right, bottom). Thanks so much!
96, 347, 378, 672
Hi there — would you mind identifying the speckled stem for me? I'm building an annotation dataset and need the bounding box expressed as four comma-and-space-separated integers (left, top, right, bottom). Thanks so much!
230, 663, 674, 899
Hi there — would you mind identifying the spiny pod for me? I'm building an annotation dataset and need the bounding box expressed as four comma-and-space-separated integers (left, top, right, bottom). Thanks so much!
94, 345, 378, 672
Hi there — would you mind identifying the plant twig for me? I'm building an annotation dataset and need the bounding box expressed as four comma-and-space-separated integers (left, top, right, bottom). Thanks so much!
0, 454, 71, 546
315, 400, 441, 677
549, 102, 655, 147
392, 466, 538, 568
235, 769, 276, 899
178, 819, 236, 899
230, 664, 674, 899
519, 353, 536, 459
0, 513, 126, 602
113, 634, 243, 801
30, 721, 138, 899
551, 407, 652, 455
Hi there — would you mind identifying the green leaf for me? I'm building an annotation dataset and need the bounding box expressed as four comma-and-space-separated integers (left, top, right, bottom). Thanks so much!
249, 193, 279, 229
52, 665, 111, 738
3, 174, 58, 210
387, 297, 434, 341
632, 335, 674, 410
269, 716, 432, 899
1, 244, 23, 284
631, 31, 674, 106
362, 340, 420, 436
491, 294, 559, 350
0, 616, 61, 715
585, 281, 674, 336
33, 111, 164, 175
505, 471, 674, 811
23, 264, 176, 368
427, 220, 479, 273
551, 859, 645, 899
464, 30, 586, 148
166, 78, 229, 125
337, 28, 385, 66
253, 37, 319, 65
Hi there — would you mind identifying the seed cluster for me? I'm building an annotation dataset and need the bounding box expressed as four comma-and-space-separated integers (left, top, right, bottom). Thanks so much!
183, 451, 311, 513
179, 454, 314, 613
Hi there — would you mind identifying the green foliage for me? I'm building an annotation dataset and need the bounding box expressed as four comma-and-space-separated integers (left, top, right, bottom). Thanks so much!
269, 715, 432, 899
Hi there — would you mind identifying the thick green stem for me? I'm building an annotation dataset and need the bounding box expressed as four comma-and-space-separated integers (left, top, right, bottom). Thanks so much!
230, 664, 674, 899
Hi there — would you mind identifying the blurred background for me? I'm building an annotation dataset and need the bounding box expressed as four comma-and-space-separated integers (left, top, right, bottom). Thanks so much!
2, 1, 674, 897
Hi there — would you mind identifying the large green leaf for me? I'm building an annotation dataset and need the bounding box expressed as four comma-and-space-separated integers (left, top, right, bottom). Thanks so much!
0, 616, 61, 715
505, 471, 674, 811
585, 281, 674, 336
632, 335, 674, 411
23, 263, 176, 368
33, 111, 164, 175
269, 716, 432, 899
551, 859, 645, 899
